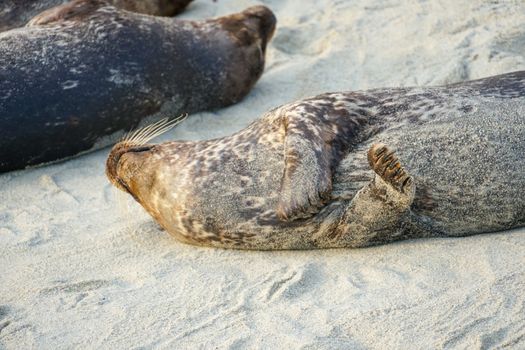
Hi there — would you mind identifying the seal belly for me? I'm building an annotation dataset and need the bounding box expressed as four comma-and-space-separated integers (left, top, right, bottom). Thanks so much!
173, 140, 284, 247
376, 96, 525, 235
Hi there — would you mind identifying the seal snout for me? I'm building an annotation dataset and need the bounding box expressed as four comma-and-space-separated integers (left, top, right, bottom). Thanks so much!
105, 142, 153, 193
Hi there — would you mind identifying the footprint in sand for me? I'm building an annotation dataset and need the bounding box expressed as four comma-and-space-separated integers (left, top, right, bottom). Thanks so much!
0, 305, 11, 335
39, 279, 111, 295
272, 26, 331, 56
39, 280, 114, 311
266, 264, 324, 301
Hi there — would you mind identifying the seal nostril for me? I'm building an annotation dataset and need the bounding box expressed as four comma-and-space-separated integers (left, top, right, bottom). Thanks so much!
127, 145, 153, 154
115, 145, 153, 175
105, 143, 151, 193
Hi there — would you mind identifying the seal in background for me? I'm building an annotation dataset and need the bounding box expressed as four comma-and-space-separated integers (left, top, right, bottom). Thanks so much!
0, 1, 276, 172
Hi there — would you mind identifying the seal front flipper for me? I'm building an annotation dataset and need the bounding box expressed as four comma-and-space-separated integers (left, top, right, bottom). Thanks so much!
276, 110, 341, 221
275, 98, 372, 221
318, 143, 416, 248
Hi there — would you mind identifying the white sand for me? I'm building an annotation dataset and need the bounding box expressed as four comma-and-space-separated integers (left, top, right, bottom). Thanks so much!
1, 0, 525, 348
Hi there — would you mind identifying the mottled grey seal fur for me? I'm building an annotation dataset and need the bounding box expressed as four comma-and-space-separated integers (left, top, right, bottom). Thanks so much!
0, 0, 194, 32
0, 1, 276, 172
106, 71, 525, 250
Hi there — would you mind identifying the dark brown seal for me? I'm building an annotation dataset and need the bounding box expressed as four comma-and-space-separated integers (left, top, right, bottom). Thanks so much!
106, 71, 525, 250
0, 0, 194, 32
0, 1, 276, 172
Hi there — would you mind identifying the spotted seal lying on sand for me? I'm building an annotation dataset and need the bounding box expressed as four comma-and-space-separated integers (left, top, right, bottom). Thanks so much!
106, 71, 525, 250
0, 1, 276, 172
0, 0, 194, 32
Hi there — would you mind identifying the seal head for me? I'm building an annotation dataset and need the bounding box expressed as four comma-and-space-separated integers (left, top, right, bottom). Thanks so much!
106, 116, 186, 198
215, 5, 277, 104
106, 142, 153, 196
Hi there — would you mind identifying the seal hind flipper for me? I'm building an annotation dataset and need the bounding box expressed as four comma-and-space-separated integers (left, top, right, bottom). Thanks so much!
117, 0, 194, 17
319, 143, 415, 248
27, 0, 108, 27
367, 143, 413, 194
2, 0, 194, 32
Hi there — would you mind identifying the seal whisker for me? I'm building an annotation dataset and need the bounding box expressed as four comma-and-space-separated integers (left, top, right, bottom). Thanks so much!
128, 120, 163, 145
122, 129, 135, 144
131, 116, 175, 143
134, 120, 171, 144
124, 118, 169, 145
133, 114, 188, 145
141, 117, 187, 143
123, 124, 147, 144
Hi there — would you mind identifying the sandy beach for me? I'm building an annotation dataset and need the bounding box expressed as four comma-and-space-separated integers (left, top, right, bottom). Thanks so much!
1, 0, 525, 348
